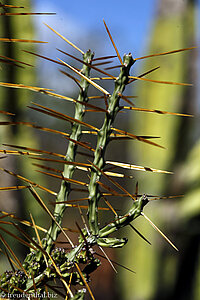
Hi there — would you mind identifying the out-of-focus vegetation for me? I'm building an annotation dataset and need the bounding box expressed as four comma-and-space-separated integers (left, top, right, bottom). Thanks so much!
120, 0, 200, 299
0, 1, 52, 277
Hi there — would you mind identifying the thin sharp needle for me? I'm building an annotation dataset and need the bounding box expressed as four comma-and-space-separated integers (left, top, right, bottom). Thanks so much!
44, 23, 84, 54
75, 263, 95, 300
30, 213, 48, 267
141, 212, 178, 251
129, 224, 151, 245
134, 47, 197, 60
103, 19, 123, 65
77, 205, 90, 235
98, 245, 117, 273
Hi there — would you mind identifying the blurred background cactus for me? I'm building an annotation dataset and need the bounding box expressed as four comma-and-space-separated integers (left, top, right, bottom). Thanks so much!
0, 0, 199, 299
120, 1, 200, 300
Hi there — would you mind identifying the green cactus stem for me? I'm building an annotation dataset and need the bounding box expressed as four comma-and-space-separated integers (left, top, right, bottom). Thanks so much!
88, 53, 135, 236
45, 49, 94, 252
98, 195, 149, 238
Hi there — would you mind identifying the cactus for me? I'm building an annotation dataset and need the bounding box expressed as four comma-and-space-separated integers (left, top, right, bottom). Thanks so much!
0, 4, 196, 300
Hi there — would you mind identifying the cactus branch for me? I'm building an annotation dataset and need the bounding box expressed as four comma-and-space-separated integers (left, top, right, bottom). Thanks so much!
88, 53, 135, 236
98, 195, 149, 238
46, 50, 94, 252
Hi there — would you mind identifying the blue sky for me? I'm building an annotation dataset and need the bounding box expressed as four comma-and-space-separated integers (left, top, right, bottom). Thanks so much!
32, 0, 199, 98
33, 0, 157, 58
32, 0, 159, 92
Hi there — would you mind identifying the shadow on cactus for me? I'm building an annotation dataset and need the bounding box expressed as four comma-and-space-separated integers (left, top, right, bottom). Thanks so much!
0, 6, 196, 299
